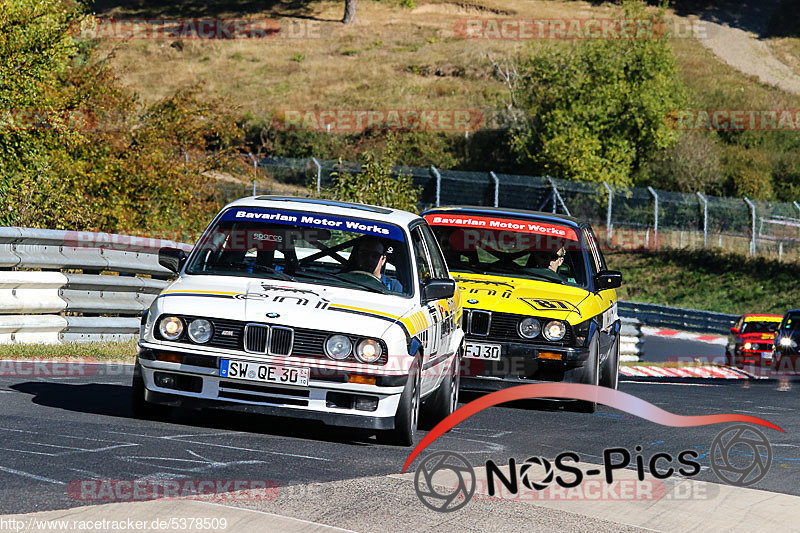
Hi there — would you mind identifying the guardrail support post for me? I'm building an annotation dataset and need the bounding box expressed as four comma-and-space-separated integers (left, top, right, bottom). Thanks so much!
547, 176, 571, 216
743, 197, 756, 256
311, 157, 322, 195
248, 153, 258, 196
430, 166, 441, 207
696, 192, 708, 247
647, 186, 658, 249
603, 182, 613, 239
489, 171, 500, 207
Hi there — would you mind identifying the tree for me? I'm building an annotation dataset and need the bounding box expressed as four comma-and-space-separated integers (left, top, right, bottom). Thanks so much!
318, 136, 421, 212
508, 1, 686, 185
343, 0, 357, 24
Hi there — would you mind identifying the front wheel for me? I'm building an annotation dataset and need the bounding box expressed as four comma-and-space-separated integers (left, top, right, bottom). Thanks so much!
600, 332, 620, 390
377, 357, 420, 446
566, 334, 600, 413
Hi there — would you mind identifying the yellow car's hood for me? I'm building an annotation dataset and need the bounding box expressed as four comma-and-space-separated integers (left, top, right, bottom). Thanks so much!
453, 272, 593, 324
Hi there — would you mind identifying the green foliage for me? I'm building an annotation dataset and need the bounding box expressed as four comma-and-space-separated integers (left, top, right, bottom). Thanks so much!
0, 0, 243, 233
639, 131, 723, 193
509, 1, 686, 185
610, 248, 800, 315
318, 137, 421, 213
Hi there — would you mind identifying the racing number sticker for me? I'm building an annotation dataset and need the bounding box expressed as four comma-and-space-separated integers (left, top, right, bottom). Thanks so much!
520, 298, 579, 314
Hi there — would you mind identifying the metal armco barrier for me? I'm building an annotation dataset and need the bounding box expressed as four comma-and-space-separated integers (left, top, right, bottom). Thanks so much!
619, 317, 644, 362
618, 301, 737, 335
0, 228, 192, 344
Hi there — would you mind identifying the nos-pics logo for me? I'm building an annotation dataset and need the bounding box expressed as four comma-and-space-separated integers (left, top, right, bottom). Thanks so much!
414, 424, 773, 512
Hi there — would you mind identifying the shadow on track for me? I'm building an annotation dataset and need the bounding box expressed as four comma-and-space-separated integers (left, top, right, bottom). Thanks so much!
10, 381, 372, 446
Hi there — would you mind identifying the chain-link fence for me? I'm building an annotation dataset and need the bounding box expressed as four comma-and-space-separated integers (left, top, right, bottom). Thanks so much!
222, 156, 800, 261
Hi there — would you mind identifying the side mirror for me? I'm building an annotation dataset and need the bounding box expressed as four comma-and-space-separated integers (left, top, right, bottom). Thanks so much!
594, 270, 622, 291
730, 327, 740, 335
422, 279, 456, 303
159, 247, 187, 274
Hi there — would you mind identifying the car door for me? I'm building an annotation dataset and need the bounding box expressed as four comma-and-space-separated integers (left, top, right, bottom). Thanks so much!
583, 227, 616, 356
410, 224, 453, 395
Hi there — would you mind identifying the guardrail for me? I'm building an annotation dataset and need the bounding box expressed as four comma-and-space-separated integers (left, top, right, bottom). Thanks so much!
619, 317, 644, 362
618, 301, 737, 335
0, 228, 191, 344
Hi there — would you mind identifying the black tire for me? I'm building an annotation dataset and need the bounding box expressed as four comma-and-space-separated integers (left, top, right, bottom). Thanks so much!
131, 361, 170, 420
420, 350, 461, 430
377, 357, 420, 446
600, 331, 620, 390
566, 334, 600, 413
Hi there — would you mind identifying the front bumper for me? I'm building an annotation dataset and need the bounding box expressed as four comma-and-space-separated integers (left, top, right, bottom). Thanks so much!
136, 345, 407, 430
461, 340, 589, 391
733, 348, 775, 366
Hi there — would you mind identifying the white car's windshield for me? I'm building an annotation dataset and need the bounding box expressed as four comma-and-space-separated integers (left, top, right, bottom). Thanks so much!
186, 207, 413, 296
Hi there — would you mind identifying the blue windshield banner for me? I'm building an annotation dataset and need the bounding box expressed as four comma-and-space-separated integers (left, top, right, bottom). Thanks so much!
220, 208, 406, 241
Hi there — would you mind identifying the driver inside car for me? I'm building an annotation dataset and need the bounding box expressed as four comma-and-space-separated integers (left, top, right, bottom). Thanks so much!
342, 237, 404, 293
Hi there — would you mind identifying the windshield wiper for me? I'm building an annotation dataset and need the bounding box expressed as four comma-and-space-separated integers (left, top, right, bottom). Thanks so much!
193, 265, 295, 281
489, 266, 565, 284
451, 264, 488, 275
248, 264, 296, 281
292, 270, 386, 294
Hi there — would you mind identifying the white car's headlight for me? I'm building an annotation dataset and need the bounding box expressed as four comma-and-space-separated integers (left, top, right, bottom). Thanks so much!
543, 320, 566, 341
518, 318, 541, 339
325, 335, 352, 360
159, 316, 184, 341
188, 319, 213, 344
355, 339, 383, 363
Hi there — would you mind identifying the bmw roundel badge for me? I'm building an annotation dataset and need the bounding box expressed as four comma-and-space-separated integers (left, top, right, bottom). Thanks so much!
266, 312, 280, 318
467, 299, 479, 304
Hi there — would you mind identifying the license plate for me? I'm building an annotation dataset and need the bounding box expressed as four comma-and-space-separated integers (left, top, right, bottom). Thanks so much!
465, 342, 502, 360
762, 352, 773, 360
220, 359, 309, 386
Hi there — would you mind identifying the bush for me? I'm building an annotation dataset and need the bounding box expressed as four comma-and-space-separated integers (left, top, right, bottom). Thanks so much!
639, 131, 723, 193
318, 137, 421, 213
509, 1, 686, 185
0, 1, 244, 233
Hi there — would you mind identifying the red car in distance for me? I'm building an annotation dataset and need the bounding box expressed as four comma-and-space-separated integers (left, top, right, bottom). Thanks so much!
726, 314, 783, 368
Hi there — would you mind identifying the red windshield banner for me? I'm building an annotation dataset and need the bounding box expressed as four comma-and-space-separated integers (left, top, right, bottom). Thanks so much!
424, 214, 578, 241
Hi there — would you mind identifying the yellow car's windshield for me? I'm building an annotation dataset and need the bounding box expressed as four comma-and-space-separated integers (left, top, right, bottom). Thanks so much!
426, 216, 588, 288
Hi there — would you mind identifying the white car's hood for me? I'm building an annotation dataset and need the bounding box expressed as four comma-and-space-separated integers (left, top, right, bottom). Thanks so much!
156, 275, 418, 337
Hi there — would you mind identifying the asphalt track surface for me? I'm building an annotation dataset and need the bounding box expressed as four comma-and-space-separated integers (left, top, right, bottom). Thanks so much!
1, 358, 799, 517
640, 335, 725, 363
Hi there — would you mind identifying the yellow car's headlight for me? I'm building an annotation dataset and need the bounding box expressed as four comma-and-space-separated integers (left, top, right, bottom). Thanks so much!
543, 320, 566, 342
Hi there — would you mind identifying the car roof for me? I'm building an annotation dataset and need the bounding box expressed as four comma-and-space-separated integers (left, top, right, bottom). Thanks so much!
743, 314, 783, 321
421, 206, 586, 227
222, 195, 422, 226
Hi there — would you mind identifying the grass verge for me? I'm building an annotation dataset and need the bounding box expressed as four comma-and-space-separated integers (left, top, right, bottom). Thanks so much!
608, 248, 800, 316
0, 340, 137, 362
